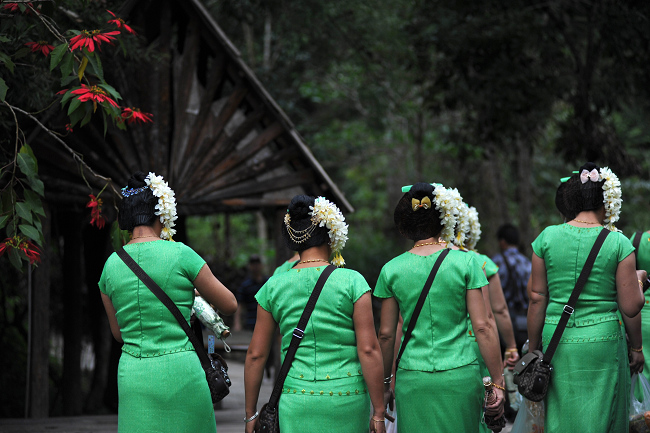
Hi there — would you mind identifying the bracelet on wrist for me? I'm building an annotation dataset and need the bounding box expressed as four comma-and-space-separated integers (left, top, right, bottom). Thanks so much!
372, 417, 385, 423
631, 346, 643, 353
244, 411, 259, 423
383, 374, 394, 384
488, 382, 505, 391
504, 348, 518, 354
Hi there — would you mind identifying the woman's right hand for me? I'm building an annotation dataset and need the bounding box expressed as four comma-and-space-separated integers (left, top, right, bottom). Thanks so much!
245, 418, 258, 433
369, 413, 387, 433
484, 387, 505, 418
630, 349, 645, 375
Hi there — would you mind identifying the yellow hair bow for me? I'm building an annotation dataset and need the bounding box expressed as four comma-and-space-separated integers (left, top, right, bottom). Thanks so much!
412, 197, 431, 211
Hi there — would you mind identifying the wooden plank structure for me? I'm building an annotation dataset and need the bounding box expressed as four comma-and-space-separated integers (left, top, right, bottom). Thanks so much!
30, 0, 352, 217
18, 0, 353, 418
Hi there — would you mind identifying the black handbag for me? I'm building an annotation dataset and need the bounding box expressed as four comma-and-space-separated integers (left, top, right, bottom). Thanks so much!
117, 248, 231, 403
513, 228, 609, 402
257, 264, 336, 433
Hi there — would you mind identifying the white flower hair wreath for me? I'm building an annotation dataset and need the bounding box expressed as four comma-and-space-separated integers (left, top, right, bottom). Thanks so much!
599, 167, 622, 232
309, 197, 349, 267
433, 185, 463, 244
145, 172, 178, 240
465, 206, 481, 251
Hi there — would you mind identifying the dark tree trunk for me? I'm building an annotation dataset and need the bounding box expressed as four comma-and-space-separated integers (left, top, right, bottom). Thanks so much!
28, 204, 51, 418
61, 211, 83, 416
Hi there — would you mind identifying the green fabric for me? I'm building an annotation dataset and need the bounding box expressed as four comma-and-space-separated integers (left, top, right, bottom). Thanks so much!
279, 375, 369, 432
99, 241, 215, 433
476, 252, 499, 279
255, 266, 370, 382
395, 364, 482, 433
272, 259, 298, 276
532, 224, 634, 433
629, 231, 650, 382
374, 249, 487, 371
531, 224, 634, 327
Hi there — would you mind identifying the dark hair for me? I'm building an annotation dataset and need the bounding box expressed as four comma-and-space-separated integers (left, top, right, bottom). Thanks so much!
555, 181, 576, 221
496, 223, 519, 245
118, 171, 158, 231
393, 182, 444, 241
282, 195, 330, 252
561, 162, 604, 217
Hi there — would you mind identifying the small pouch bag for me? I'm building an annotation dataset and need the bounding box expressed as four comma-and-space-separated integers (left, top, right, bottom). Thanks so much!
512, 350, 552, 402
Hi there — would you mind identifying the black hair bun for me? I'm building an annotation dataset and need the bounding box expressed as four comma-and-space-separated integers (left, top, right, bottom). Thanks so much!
127, 171, 148, 189
282, 195, 329, 252
288, 195, 313, 220
409, 182, 435, 199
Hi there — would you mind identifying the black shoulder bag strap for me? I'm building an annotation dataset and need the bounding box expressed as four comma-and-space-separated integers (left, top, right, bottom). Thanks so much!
541, 228, 610, 365
633, 231, 643, 270
116, 248, 212, 370
266, 264, 336, 410
394, 248, 450, 372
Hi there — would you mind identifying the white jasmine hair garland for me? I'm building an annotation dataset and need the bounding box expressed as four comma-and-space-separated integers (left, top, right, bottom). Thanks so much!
433, 184, 463, 244
599, 167, 622, 232
465, 206, 481, 251
310, 197, 348, 267
454, 202, 471, 248
145, 172, 178, 240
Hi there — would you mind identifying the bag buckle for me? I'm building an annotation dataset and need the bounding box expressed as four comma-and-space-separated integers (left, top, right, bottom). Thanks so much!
563, 305, 574, 315
293, 328, 305, 339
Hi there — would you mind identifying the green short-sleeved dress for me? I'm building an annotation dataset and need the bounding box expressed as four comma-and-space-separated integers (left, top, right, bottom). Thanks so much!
99, 241, 217, 433
255, 266, 371, 433
532, 224, 634, 433
374, 249, 488, 433
630, 231, 650, 382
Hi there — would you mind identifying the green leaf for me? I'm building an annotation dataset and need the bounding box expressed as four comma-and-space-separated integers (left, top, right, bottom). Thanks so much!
17, 152, 37, 177
0, 36, 10, 43
20, 144, 37, 167
50, 43, 68, 71
69, 104, 87, 127
80, 108, 93, 127
110, 221, 129, 251
60, 52, 74, 79
9, 248, 23, 272
27, 177, 44, 196
24, 190, 45, 216
16, 202, 33, 224
60, 89, 75, 105
0, 52, 15, 74
14, 47, 31, 60
0, 214, 9, 230
60, 74, 78, 87
77, 56, 88, 81
86, 52, 104, 82
0, 77, 7, 102
99, 83, 122, 101
67, 97, 82, 116
19, 224, 41, 245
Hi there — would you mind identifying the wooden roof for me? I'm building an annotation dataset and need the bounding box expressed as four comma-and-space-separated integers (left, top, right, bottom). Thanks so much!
30, 0, 352, 216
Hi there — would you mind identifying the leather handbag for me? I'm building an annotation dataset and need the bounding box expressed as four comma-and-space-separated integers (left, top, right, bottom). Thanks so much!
257, 265, 336, 433
117, 248, 231, 403
513, 228, 609, 402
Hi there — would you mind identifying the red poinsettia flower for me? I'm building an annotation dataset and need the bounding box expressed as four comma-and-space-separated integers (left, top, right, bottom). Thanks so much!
0, 235, 41, 264
71, 84, 119, 111
120, 107, 153, 125
70, 29, 120, 52
25, 41, 55, 57
87, 194, 106, 229
107, 10, 137, 34
3, 2, 36, 13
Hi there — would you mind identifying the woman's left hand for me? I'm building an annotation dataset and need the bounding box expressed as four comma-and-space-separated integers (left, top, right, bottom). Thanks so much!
630, 349, 645, 375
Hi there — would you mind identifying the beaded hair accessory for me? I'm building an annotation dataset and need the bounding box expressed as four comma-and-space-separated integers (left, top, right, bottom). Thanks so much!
121, 172, 178, 240
284, 197, 349, 267
560, 166, 622, 232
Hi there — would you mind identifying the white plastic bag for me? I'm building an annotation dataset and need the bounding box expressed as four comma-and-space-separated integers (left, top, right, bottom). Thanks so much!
630, 373, 650, 433
510, 398, 544, 433
192, 295, 231, 351
385, 407, 397, 433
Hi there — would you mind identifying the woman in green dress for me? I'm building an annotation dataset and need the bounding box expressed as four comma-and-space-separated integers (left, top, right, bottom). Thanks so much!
376, 182, 505, 433
528, 163, 645, 432
244, 195, 386, 433
99, 171, 237, 433
630, 230, 650, 381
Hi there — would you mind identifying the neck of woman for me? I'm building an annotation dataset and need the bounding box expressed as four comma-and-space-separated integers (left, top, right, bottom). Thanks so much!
571, 210, 604, 226
410, 236, 447, 254
296, 244, 331, 267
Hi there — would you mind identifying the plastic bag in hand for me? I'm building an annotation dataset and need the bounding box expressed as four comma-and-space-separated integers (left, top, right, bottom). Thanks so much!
630, 373, 650, 433
192, 295, 230, 339
510, 398, 544, 433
